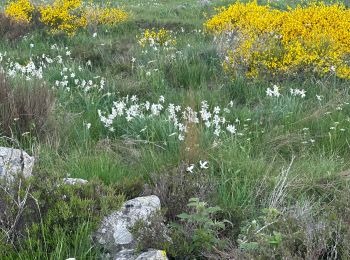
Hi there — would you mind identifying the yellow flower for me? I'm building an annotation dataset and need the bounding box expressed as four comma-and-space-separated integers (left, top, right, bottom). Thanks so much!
38, 0, 87, 36
138, 28, 176, 48
85, 6, 128, 26
5, 0, 34, 23
205, 1, 350, 79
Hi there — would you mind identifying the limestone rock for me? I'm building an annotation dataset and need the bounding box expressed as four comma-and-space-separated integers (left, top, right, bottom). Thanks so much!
114, 249, 167, 260
63, 178, 88, 185
0, 147, 34, 180
135, 250, 167, 260
96, 195, 161, 255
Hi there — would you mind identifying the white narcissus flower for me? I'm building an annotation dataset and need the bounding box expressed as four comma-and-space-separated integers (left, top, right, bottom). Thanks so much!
199, 160, 209, 169
226, 124, 236, 134
186, 164, 195, 173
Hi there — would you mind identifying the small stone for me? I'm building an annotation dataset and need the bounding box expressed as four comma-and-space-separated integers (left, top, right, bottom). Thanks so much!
63, 178, 88, 185
135, 250, 167, 260
114, 249, 168, 260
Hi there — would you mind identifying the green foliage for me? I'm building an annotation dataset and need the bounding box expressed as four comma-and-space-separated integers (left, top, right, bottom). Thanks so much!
166, 198, 229, 258
0, 172, 124, 259
131, 210, 171, 253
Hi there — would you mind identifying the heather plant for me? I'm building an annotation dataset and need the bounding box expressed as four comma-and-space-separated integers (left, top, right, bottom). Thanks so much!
0, 13, 30, 41
0, 171, 124, 258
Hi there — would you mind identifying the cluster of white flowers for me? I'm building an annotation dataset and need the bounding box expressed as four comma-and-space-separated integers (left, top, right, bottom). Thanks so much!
0, 44, 106, 93
290, 88, 306, 98
55, 66, 106, 92
186, 160, 209, 173
98, 95, 241, 141
0, 45, 68, 80
1, 52, 44, 80
266, 85, 281, 97
266, 85, 307, 98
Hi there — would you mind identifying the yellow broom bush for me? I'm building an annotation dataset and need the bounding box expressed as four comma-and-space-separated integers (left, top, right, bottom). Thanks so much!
205, 1, 350, 79
38, 0, 87, 36
4, 0, 34, 23
3, 0, 129, 36
85, 5, 129, 26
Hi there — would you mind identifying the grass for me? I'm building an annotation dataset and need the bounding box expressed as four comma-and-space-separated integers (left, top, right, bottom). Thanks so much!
1, 0, 350, 258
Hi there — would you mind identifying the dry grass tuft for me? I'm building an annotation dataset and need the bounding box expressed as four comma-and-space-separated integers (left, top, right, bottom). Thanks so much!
0, 72, 54, 139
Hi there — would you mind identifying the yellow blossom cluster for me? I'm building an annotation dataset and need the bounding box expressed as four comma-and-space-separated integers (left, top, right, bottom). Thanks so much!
4, 0, 34, 23
205, 1, 350, 79
85, 6, 129, 26
138, 28, 176, 48
4, 0, 129, 36
39, 0, 87, 36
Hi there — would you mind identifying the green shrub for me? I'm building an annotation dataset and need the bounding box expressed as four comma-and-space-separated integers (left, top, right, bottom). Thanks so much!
166, 198, 229, 259
0, 171, 124, 258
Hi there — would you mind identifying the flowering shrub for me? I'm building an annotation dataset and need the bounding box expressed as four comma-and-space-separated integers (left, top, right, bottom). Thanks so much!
205, 1, 350, 79
85, 6, 129, 26
138, 28, 176, 48
4, 0, 34, 23
38, 0, 87, 36
3, 0, 129, 36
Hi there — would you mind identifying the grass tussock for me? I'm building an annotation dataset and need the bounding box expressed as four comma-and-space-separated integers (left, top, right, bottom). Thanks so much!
0, 72, 54, 140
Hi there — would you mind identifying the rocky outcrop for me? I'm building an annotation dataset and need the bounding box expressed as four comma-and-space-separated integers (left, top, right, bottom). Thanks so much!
95, 195, 166, 259
0, 147, 34, 180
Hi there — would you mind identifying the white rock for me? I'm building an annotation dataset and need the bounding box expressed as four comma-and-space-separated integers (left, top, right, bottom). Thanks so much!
114, 249, 136, 260
135, 250, 167, 260
114, 249, 167, 260
95, 195, 161, 255
0, 147, 34, 180
63, 178, 88, 185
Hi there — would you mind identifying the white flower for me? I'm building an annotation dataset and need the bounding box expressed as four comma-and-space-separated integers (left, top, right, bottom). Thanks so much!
266, 85, 281, 97
290, 88, 306, 98
186, 164, 195, 173
199, 160, 209, 169
30, 44, 34, 48
226, 124, 236, 134
93, 32, 97, 38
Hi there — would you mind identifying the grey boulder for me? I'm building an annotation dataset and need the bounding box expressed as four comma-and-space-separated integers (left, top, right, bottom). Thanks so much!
0, 147, 34, 180
96, 195, 161, 255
